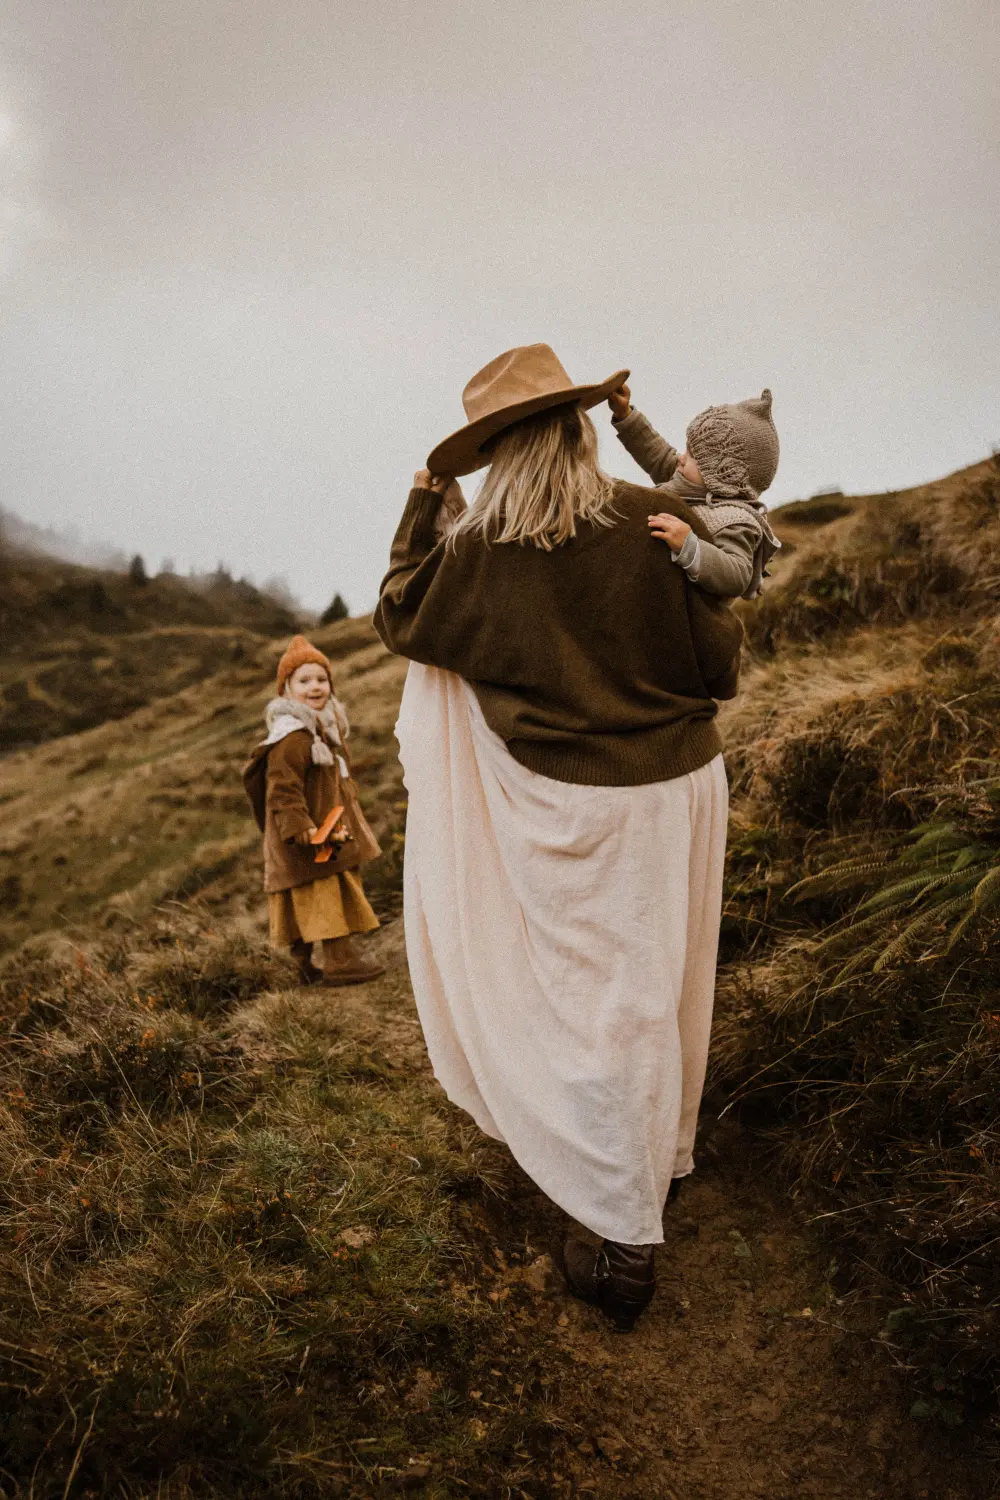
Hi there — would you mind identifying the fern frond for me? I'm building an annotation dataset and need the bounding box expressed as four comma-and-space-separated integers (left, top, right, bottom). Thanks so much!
814, 872, 988, 975
946, 906, 983, 953
789, 856, 895, 901
944, 863, 1000, 951
830, 932, 901, 983
855, 869, 968, 915
872, 893, 979, 973
812, 900, 923, 956
971, 862, 1000, 911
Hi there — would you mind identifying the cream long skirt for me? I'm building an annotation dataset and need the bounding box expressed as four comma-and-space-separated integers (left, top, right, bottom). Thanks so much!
395, 663, 729, 1246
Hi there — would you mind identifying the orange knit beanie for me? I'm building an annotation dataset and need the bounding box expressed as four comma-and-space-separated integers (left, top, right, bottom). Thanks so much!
275, 635, 334, 696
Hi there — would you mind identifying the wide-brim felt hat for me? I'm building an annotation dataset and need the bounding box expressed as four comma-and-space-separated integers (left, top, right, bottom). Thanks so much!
427, 343, 629, 478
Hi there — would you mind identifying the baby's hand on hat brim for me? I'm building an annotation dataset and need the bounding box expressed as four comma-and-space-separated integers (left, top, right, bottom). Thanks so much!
608, 383, 631, 422
649, 513, 692, 550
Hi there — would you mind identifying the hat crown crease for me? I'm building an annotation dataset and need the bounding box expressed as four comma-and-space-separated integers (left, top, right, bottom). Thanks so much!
462, 344, 574, 422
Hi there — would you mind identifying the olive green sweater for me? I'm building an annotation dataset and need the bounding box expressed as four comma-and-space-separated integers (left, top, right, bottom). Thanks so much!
374, 480, 744, 787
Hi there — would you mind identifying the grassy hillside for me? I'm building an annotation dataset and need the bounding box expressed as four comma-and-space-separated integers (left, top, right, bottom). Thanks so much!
1, 459, 998, 1495
0, 548, 301, 749
0, 615, 402, 955
712, 453, 1000, 1420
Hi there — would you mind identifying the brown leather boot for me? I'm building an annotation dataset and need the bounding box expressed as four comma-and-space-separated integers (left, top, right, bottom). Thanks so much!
320, 935, 386, 987
290, 939, 324, 986
563, 1236, 656, 1332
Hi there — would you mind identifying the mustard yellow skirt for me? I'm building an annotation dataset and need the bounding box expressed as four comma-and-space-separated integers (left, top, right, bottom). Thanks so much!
268, 871, 380, 946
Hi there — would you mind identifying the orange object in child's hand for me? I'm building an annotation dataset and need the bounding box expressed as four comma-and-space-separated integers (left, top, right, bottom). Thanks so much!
311, 806, 346, 863
311, 806, 345, 845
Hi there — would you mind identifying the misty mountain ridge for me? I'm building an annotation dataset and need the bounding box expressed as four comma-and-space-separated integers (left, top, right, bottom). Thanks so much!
0, 504, 130, 572
0, 503, 305, 614
0, 530, 310, 749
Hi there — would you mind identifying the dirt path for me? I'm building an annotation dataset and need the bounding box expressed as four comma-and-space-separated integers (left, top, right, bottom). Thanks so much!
363, 922, 993, 1500
497, 1149, 988, 1499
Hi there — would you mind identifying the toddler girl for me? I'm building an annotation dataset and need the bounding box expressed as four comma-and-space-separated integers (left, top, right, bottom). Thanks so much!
609, 383, 781, 599
243, 635, 384, 986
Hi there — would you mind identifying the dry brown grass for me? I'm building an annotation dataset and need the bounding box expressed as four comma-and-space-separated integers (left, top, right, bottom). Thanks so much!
4, 455, 1000, 1481
745, 456, 1000, 655
0, 618, 409, 954
1, 618, 599, 1495
0, 913, 580, 1497
712, 457, 1000, 1421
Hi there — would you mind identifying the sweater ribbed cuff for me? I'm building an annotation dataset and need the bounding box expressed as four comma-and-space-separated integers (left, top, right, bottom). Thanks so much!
612, 407, 642, 433
401, 487, 445, 553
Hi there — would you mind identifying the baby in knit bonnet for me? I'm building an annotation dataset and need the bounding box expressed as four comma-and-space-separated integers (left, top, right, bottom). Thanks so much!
609, 383, 781, 599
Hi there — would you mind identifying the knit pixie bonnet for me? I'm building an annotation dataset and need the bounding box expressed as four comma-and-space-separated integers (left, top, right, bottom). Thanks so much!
686, 389, 779, 504
275, 634, 333, 696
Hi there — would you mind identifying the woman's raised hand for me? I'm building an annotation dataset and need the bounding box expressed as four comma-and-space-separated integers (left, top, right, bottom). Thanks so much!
608, 383, 631, 422
414, 468, 453, 493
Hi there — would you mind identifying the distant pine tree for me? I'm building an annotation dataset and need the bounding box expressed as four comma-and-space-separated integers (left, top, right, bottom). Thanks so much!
128, 554, 148, 586
320, 592, 349, 625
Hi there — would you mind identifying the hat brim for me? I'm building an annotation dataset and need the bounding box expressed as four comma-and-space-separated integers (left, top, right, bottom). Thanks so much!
426, 368, 630, 479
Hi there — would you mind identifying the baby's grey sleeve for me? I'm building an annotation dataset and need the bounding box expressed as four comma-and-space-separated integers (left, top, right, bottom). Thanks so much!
613, 408, 680, 485
672, 519, 758, 597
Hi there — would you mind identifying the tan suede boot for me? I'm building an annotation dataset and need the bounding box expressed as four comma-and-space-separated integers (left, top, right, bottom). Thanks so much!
290, 938, 324, 986
321, 935, 386, 987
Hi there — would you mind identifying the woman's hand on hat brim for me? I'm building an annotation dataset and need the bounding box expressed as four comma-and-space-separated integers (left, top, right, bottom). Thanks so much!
414, 468, 453, 494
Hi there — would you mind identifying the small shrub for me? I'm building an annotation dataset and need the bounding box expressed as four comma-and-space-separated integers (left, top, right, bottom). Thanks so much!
31, 1019, 248, 1127
136, 929, 289, 1017
760, 733, 881, 830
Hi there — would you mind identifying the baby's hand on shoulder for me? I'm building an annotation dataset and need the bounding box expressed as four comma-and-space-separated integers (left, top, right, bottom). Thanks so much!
648, 513, 692, 550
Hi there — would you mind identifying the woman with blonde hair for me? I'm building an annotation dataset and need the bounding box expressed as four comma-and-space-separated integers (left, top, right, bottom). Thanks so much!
375, 345, 743, 1332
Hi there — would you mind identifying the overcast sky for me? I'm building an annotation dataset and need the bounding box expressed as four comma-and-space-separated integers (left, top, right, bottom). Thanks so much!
1, 0, 997, 611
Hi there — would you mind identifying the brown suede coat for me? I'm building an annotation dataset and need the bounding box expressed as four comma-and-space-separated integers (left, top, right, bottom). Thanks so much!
244, 730, 343, 894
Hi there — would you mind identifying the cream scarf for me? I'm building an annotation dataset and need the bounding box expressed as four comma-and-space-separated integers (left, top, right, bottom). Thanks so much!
263, 692, 350, 775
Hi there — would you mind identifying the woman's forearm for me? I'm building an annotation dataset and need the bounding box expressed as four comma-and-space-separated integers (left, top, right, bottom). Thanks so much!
373, 487, 448, 662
